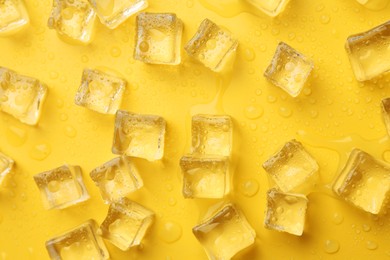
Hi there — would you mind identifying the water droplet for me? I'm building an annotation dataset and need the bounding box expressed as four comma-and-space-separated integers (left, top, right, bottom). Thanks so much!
168, 197, 176, 206
159, 221, 182, 243
366, 240, 377, 250
324, 239, 339, 254
243, 48, 256, 61
278, 106, 292, 118
166, 184, 173, 192
186, 0, 194, 8
49, 71, 59, 79
56, 99, 64, 108
6, 125, 27, 146
362, 224, 371, 232
320, 15, 331, 24
64, 126, 77, 138
29, 143, 51, 161
81, 55, 89, 63
244, 105, 263, 120
110, 46, 121, 57
267, 95, 277, 103
332, 212, 344, 225
239, 179, 259, 197
59, 113, 68, 122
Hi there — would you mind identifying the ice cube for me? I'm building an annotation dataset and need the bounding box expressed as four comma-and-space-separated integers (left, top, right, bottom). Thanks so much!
99, 197, 154, 251
263, 139, 319, 194
264, 42, 313, 97
88, 0, 148, 29
0, 67, 48, 125
90, 156, 143, 203
381, 97, 390, 137
0, 152, 13, 186
191, 114, 233, 157
264, 188, 308, 236
192, 203, 256, 260
112, 110, 166, 161
180, 154, 230, 199
333, 149, 390, 214
46, 219, 109, 260
48, 0, 97, 45
0, 0, 29, 36
184, 19, 238, 72
75, 68, 126, 114
245, 0, 290, 17
134, 12, 183, 65
33, 164, 90, 210
345, 20, 390, 81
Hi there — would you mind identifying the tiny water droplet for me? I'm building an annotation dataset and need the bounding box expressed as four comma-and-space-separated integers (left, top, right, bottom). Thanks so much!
29, 143, 51, 161
279, 106, 293, 118
332, 212, 344, 225
243, 48, 256, 61
244, 105, 264, 120
239, 179, 259, 197
64, 126, 77, 138
324, 239, 339, 254
320, 15, 331, 24
366, 240, 377, 250
159, 221, 182, 243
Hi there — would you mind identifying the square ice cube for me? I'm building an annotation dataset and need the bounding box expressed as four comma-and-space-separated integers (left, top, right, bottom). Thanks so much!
33, 164, 90, 210
0, 0, 29, 36
245, 0, 291, 17
382, 97, 390, 136
262, 139, 319, 194
264, 188, 308, 236
192, 203, 256, 260
75, 68, 126, 114
355, 0, 389, 10
48, 0, 97, 45
264, 42, 313, 97
88, 0, 148, 29
0, 67, 48, 125
185, 19, 238, 72
112, 110, 166, 161
345, 20, 390, 81
90, 156, 143, 203
333, 149, 390, 214
134, 12, 183, 65
180, 154, 230, 199
46, 219, 109, 260
191, 114, 232, 157
0, 152, 13, 186
99, 197, 154, 251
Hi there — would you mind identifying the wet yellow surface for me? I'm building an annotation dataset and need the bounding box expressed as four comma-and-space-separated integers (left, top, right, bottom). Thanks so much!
0, 0, 390, 259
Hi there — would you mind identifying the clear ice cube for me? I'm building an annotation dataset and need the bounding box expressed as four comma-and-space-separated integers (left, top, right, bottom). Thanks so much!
48, 0, 97, 45
333, 149, 390, 214
99, 197, 154, 251
345, 20, 390, 81
191, 114, 233, 157
264, 42, 313, 97
0, 0, 29, 36
33, 164, 90, 210
46, 219, 109, 260
264, 188, 308, 236
245, 0, 291, 17
134, 12, 183, 65
184, 19, 238, 72
381, 97, 390, 137
88, 0, 148, 29
192, 203, 256, 260
90, 156, 143, 203
0, 67, 48, 125
180, 154, 230, 199
75, 68, 126, 114
262, 139, 319, 194
112, 110, 166, 161
0, 152, 13, 186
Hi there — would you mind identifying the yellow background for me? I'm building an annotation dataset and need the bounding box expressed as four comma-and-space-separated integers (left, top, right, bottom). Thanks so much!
0, 0, 390, 259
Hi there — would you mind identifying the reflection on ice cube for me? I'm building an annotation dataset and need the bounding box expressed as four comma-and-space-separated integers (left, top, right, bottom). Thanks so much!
333, 149, 390, 214
89, 0, 148, 29
245, 0, 291, 17
134, 12, 183, 65
0, 0, 29, 35
99, 197, 154, 251
48, 0, 97, 44
0, 152, 13, 186
45, 219, 109, 260
193, 203, 255, 260
0, 67, 48, 125
33, 164, 90, 210
75, 68, 126, 114
90, 156, 143, 203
